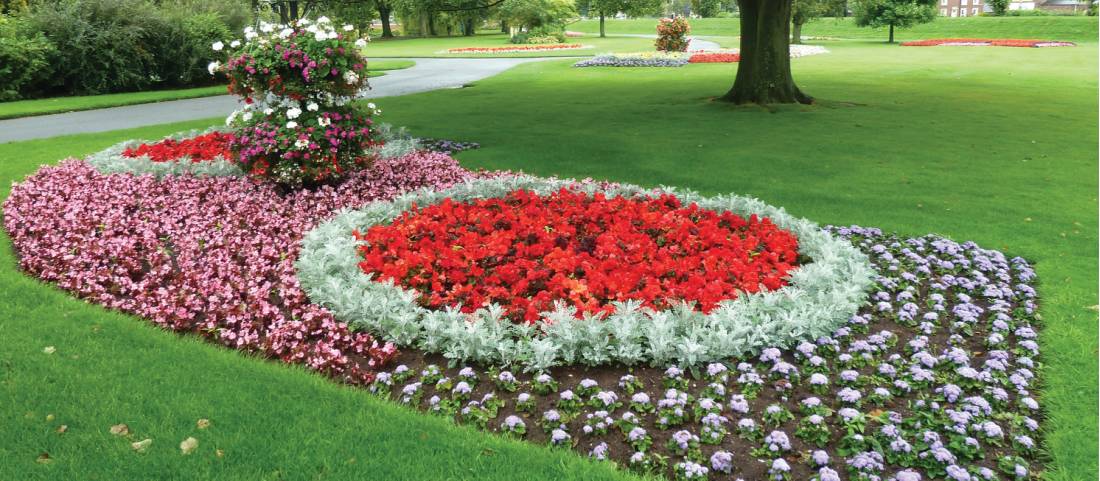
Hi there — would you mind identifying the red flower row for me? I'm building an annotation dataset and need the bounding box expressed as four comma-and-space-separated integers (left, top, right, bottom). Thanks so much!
355, 189, 801, 323
445, 44, 584, 53
689, 53, 741, 63
901, 38, 1075, 47
122, 132, 236, 163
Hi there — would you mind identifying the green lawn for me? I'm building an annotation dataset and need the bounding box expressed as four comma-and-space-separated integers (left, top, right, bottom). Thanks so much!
1, 39, 1096, 480
363, 32, 658, 57
0, 61, 414, 120
573, 15, 1099, 42
0, 86, 228, 121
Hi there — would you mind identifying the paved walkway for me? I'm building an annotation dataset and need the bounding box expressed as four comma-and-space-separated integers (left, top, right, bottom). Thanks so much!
610, 33, 723, 52
0, 57, 553, 143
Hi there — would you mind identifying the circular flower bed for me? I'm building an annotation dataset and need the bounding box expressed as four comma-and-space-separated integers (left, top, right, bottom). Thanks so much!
901, 38, 1076, 48
355, 188, 801, 322
689, 53, 741, 64
362, 226, 1043, 481
87, 128, 243, 178
297, 176, 875, 370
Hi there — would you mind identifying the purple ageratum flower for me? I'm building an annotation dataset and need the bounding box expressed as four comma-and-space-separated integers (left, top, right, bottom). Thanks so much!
502, 415, 525, 431
811, 450, 829, 466
497, 371, 516, 383
542, 409, 561, 423
589, 442, 609, 460
945, 464, 972, 481
838, 408, 861, 422
840, 370, 860, 382
678, 461, 709, 479
760, 347, 782, 363
559, 390, 575, 401
710, 450, 733, 473
729, 394, 750, 413
838, 387, 862, 404
768, 458, 791, 478
628, 426, 647, 441
458, 367, 476, 379
802, 396, 822, 409
631, 392, 651, 405
579, 378, 598, 390
894, 470, 922, 481
809, 373, 829, 386
846, 451, 884, 473
764, 430, 791, 452
707, 362, 729, 377
665, 366, 684, 378
535, 373, 553, 384
550, 428, 571, 446
594, 390, 618, 407
818, 467, 841, 481
517, 392, 531, 403
452, 381, 472, 395
737, 418, 757, 431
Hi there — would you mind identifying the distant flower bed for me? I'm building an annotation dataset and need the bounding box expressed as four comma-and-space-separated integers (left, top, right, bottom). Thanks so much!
688, 52, 740, 63
576, 46, 826, 68
444, 44, 591, 54
355, 188, 801, 323
564, 31, 584, 38
574, 52, 688, 67
901, 38, 1076, 48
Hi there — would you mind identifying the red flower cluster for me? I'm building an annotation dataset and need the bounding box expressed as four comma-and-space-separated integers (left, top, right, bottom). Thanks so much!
445, 44, 585, 53
122, 132, 236, 163
901, 38, 1076, 47
356, 189, 801, 323
689, 53, 741, 63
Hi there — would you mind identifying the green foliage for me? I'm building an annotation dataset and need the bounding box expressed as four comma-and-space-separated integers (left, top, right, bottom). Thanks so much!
691, 0, 722, 17
987, 0, 1010, 15
510, 26, 567, 43
793, 0, 843, 26
12, 0, 233, 97
851, 0, 936, 39
499, 0, 576, 31
0, 15, 54, 100
576, 0, 663, 18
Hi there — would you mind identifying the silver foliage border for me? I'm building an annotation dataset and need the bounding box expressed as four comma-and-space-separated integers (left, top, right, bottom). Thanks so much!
296, 175, 875, 371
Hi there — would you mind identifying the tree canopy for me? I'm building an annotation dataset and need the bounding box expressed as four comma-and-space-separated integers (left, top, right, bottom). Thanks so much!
852, 0, 937, 43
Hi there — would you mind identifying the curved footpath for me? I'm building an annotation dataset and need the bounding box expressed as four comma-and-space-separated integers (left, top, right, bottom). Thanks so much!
0, 57, 553, 144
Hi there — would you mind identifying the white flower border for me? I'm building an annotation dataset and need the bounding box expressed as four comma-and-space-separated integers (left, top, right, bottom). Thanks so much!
296, 176, 875, 371
86, 128, 244, 178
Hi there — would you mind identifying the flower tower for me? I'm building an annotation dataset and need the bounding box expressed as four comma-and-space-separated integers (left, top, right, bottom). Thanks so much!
210, 17, 380, 188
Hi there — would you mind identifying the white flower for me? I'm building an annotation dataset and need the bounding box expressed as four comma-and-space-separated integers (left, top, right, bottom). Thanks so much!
299, 18, 312, 25
260, 22, 275, 33
355, 38, 368, 48
306, 102, 318, 112
286, 121, 298, 129
343, 24, 354, 31
318, 117, 331, 127
207, 61, 220, 75
244, 31, 257, 40
279, 28, 294, 39
241, 111, 253, 122
286, 107, 302, 119
263, 108, 274, 115
367, 102, 376, 110
314, 31, 328, 42
230, 40, 241, 48
295, 138, 309, 149
225, 110, 237, 126
317, 16, 330, 24
343, 71, 359, 84
212, 41, 224, 51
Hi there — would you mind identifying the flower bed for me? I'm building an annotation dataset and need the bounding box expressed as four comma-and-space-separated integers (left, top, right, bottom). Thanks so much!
297, 176, 874, 370
575, 46, 826, 68
444, 44, 592, 54
901, 38, 1076, 48
3, 150, 474, 384
355, 188, 801, 322
688, 53, 741, 64
362, 226, 1043, 481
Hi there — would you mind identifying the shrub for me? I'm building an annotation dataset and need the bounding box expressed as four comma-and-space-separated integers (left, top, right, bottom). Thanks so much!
25, 0, 166, 95
655, 17, 690, 52
216, 18, 378, 188
0, 16, 55, 100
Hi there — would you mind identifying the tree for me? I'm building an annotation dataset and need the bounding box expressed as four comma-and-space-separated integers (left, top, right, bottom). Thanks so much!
691, 0, 722, 17
987, 0, 1009, 15
576, 0, 661, 37
499, 0, 575, 32
720, 0, 810, 105
851, 0, 935, 44
791, 0, 839, 44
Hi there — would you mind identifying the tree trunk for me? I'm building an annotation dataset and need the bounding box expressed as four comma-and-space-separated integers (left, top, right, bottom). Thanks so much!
791, 21, 803, 44
289, 0, 299, 21
721, 0, 811, 105
599, 13, 606, 38
501, 20, 508, 33
428, 12, 437, 36
888, 23, 895, 43
464, 18, 476, 36
379, 5, 394, 38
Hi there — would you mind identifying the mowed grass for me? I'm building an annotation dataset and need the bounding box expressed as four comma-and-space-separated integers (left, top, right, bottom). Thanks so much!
0, 61, 413, 120
574, 15, 1099, 42
362, 32, 657, 57
0, 38, 1096, 480
0, 86, 228, 120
